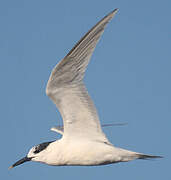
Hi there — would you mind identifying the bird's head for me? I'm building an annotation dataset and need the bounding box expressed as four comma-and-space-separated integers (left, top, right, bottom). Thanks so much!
9, 141, 54, 169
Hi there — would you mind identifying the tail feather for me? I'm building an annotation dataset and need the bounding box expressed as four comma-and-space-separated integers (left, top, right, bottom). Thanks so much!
136, 153, 163, 160
116, 148, 163, 162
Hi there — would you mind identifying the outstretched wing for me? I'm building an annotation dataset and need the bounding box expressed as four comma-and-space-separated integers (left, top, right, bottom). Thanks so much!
46, 9, 118, 141
51, 123, 127, 136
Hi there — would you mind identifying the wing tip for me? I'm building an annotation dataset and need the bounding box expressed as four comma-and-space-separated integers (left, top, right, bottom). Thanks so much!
109, 8, 119, 17
113, 8, 119, 13
101, 8, 118, 24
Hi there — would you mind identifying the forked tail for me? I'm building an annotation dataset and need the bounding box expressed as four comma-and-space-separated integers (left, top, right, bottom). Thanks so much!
136, 153, 163, 160
117, 148, 163, 162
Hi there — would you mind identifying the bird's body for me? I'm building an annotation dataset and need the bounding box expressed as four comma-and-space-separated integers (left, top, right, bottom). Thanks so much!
10, 9, 162, 169
30, 138, 142, 166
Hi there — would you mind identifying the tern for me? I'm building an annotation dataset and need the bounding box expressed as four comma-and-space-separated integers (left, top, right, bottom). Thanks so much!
10, 9, 162, 169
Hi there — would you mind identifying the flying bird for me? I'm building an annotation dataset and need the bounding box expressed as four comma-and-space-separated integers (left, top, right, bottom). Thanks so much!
9, 9, 162, 169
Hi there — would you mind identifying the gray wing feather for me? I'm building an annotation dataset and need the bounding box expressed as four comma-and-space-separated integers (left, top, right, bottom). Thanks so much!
46, 9, 118, 93
51, 123, 126, 135
46, 9, 118, 141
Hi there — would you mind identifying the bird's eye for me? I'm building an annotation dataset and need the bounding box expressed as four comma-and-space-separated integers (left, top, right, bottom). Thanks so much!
32, 141, 54, 154
33, 146, 41, 154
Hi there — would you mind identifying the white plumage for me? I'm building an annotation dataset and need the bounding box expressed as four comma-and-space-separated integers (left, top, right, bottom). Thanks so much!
10, 9, 161, 169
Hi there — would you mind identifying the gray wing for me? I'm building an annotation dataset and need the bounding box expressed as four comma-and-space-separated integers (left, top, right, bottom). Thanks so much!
51, 123, 127, 135
46, 9, 118, 141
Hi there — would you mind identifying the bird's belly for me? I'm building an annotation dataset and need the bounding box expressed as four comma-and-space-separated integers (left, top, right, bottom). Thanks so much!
47, 140, 119, 166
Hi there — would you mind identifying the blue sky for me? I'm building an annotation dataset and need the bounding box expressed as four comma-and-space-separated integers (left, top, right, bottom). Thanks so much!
1, 0, 170, 179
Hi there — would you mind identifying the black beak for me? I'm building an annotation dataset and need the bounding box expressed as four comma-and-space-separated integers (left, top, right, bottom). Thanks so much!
9, 156, 32, 169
